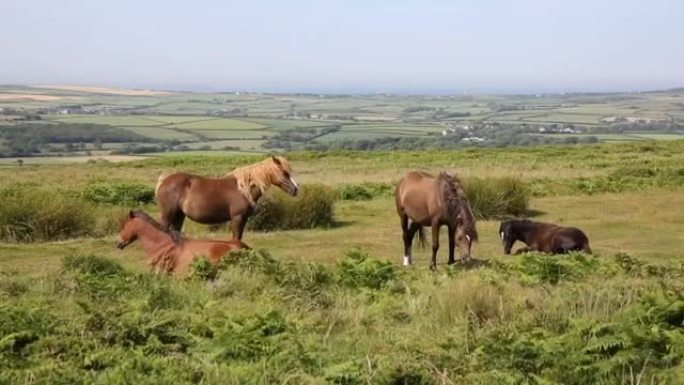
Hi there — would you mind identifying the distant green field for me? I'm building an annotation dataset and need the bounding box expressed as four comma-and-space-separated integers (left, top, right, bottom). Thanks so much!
192, 129, 273, 140
118, 126, 199, 141
523, 113, 605, 124
48, 115, 165, 126
244, 118, 336, 130
1, 86, 682, 157
186, 139, 266, 151
173, 118, 266, 130
344, 123, 443, 133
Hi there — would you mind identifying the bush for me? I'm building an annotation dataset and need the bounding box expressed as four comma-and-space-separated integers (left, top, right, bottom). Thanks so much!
337, 249, 398, 290
338, 182, 394, 201
463, 176, 530, 219
0, 187, 96, 242
81, 182, 155, 205
516, 252, 600, 284
248, 184, 335, 231
62, 255, 126, 278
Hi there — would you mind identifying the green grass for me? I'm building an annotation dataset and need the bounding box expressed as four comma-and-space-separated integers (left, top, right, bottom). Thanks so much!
173, 118, 266, 130
191, 129, 273, 140
1, 138, 684, 383
185, 139, 267, 151
536, 133, 684, 143
1, 250, 682, 384
118, 126, 199, 140
48, 115, 166, 126
244, 118, 338, 131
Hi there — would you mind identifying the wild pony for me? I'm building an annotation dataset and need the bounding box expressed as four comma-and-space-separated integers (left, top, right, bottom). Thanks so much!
155, 155, 298, 240
498, 219, 592, 255
395, 171, 478, 270
115, 210, 250, 275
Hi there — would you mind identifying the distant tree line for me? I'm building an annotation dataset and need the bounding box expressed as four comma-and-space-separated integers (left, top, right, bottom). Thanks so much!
0, 123, 150, 157
302, 134, 599, 152
594, 122, 684, 134
263, 125, 341, 150
402, 106, 472, 119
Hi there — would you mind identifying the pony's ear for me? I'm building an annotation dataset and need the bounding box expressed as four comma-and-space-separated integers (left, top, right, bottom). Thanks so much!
128, 210, 135, 218
271, 155, 282, 166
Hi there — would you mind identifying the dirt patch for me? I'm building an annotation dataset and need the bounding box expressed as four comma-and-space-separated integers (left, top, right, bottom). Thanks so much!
0, 94, 66, 101
0, 155, 149, 165
33, 85, 176, 96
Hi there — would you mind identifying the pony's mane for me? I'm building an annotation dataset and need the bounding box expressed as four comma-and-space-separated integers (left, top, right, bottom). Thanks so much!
227, 156, 290, 203
438, 172, 479, 241
128, 210, 184, 244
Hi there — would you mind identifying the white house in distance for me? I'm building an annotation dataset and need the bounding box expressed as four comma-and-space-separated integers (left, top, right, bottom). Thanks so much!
538, 126, 581, 134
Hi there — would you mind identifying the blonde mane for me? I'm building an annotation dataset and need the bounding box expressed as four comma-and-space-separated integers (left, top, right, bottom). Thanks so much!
228, 156, 291, 204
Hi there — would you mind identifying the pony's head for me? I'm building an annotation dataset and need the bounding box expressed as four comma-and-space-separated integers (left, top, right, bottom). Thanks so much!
116, 210, 140, 249
499, 219, 525, 254
231, 155, 299, 201
268, 155, 299, 197
456, 212, 478, 259
116, 210, 181, 249
439, 172, 478, 259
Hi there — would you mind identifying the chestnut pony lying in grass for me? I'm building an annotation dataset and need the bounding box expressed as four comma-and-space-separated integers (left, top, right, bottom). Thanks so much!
499, 219, 592, 255
116, 210, 249, 275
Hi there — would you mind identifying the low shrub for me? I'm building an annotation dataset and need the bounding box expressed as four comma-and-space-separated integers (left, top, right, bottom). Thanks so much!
530, 166, 684, 197
463, 176, 530, 219
2, 249, 683, 384
62, 254, 126, 277
218, 249, 282, 276
0, 187, 96, 242
338, 182, 394, 201
248, 184, 335, 231
81, 182, 155, 205
337, 249, 398, 290
515, 252, 600, 284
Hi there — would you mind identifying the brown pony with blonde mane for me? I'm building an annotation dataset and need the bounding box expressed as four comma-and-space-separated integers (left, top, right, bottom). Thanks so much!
395, 170, 478, 270
115, 210, 249, 275
155, 155, 299, 240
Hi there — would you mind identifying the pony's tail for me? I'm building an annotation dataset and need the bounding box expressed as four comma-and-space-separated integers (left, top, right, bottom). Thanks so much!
415, 226, 427, 249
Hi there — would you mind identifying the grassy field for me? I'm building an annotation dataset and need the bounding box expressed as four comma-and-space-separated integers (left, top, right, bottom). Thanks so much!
1, 140, 684, 384
2, 139, 684, 383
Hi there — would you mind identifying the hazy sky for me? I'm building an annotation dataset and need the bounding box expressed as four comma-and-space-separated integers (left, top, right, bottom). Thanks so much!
1, 0, 682, 94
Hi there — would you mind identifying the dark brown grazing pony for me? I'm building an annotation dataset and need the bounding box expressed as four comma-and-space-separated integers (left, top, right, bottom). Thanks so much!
116, 210, 250, 276
155, 155, 298, 240
395, 171, 478, 270
499, 219, 592, 255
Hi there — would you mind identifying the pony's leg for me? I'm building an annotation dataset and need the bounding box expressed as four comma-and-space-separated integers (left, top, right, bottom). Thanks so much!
231, 215, 246, 240
170, 212, 186, 232
447, 225, 456, 265
400, 214, 411, 266
403, 222, 422, 267
430, 223, 440, 271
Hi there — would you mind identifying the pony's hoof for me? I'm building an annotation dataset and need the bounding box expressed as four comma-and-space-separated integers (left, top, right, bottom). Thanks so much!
429, 264, 437, 271
402, 256, 412, 267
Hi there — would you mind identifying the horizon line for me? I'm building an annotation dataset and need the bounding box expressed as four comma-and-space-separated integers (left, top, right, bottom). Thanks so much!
8, 83, 684, 98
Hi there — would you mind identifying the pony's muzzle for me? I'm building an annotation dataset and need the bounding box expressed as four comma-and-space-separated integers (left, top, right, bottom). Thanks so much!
288, 177, 299, 196
115, 239, 128, 249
